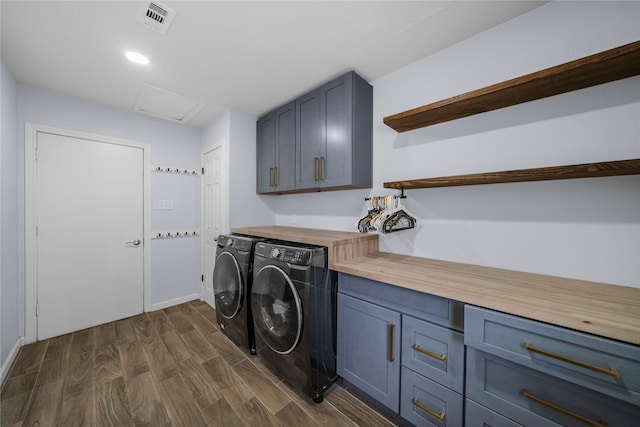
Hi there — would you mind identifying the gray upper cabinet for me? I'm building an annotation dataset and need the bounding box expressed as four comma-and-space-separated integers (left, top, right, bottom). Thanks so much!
297, 71, 373, 191
257, 71, 372, 194
296, 89, 323, 190
257, 102, 296, 193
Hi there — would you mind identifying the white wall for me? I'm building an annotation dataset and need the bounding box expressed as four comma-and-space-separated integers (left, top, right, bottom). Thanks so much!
1, 58, 21, 378
270, 1, 640, 287
228, 109, 275, 228
17, 85, 203, 311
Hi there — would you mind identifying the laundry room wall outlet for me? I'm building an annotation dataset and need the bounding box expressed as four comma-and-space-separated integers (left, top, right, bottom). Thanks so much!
152, 199, 174, 210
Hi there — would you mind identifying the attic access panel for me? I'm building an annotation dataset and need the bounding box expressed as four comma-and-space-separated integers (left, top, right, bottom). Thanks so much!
134, 83, 205, 124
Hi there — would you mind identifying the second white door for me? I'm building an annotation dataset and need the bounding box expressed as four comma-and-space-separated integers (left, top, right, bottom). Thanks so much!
202, 145, 225, 307
36, 131, 144, 340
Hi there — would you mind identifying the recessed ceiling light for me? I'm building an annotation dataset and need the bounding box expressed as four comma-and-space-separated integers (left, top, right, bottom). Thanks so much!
125, 51, 149, 65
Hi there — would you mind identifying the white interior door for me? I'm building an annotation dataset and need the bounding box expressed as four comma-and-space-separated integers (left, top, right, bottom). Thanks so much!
36, 131, 144, 340
202, 145, 225, 307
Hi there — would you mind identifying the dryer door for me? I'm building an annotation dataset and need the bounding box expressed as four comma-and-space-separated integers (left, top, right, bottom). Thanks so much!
252, 264, 303, 354
212, 251, 243, 319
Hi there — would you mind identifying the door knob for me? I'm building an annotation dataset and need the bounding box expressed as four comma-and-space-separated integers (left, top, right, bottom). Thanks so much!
126, 239, 141, 246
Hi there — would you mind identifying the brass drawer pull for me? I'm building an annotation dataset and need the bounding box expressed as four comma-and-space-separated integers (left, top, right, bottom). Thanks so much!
273, 166, 278, 187
412, 344, 446, 361
412, 398, 445, 421
388, 324, 395, 362
269, 167, 274, 187
522, 390, 606, 427
525, 342, 620, 379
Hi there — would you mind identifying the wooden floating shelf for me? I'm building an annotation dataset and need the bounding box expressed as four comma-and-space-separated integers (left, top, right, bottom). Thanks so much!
383, 159, 640, 190
383, 40, 640, 132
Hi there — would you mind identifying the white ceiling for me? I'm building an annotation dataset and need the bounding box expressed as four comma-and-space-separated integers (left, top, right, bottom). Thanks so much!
1, 1, 545, 128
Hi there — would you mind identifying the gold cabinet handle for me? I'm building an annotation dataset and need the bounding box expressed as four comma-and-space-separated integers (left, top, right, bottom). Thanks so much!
388, 323, 395, 362
269, 167, 273, 186
522, 390, 606, 427
524, 342, 620, 379
313, 157, 318, 181
273, 166, 277, 187
319, 156, 324, 181
412, 398, 445, 421
412, 344, 446, 361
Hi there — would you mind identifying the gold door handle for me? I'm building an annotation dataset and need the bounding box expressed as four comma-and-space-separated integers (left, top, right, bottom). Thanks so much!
522, 390, 607, 427
319, 156, 324, 181
412, 398, 445, 421
269, 167, 273, 187
412, 344, 447, 361
524, 342, 620, 379
273, 166, 278, 187
388, 323, 395, 362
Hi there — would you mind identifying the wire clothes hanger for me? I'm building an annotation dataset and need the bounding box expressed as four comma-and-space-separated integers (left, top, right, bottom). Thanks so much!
356, 192, 416, 234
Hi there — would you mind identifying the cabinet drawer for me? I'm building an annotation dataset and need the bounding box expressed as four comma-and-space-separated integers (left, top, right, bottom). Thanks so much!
465, 399, 523, 427
467, 348, 640, 427
465, 305, 640, 405
339, 273, 464, 330
402, 315, 464, 393
401, 368, 463, 427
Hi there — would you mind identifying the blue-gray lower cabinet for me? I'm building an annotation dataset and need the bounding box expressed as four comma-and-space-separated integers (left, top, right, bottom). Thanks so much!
466, 348, 640, 426
464, 305, 640, 426
337, 293, 401, 412
337, 273, 465, 424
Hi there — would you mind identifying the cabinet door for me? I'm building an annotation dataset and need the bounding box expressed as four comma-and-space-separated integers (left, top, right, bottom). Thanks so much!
320, 73, 353, 188
296, 89, 323, 190
337, 293, 401, 412
257, 112, 276, 194
274, 102, 296, 192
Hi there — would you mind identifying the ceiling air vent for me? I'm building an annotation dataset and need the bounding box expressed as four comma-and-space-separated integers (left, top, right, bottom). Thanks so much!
137, 1, 176, 34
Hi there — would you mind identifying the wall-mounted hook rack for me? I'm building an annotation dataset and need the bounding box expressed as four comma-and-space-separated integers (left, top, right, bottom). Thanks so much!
151, 231, 200, 240
152, 165, 200, 176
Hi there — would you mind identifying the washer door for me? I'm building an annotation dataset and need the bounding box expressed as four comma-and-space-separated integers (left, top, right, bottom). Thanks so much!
212, 251, 243, 319
252, 264, 303, 354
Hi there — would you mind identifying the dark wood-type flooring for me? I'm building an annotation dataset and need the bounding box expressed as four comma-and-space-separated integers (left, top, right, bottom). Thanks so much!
1, 300, 396, 426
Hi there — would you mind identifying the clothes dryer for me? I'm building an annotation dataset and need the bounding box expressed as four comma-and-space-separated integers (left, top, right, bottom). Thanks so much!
212, 234, 263, 354
251, 240, 338, 403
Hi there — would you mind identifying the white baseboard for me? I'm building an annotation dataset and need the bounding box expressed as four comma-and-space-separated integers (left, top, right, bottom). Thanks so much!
149, 293, 201, 312
1, 337, 25, 385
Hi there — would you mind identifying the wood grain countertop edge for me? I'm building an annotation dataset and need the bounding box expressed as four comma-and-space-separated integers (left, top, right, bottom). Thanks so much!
333, 252, 640, 346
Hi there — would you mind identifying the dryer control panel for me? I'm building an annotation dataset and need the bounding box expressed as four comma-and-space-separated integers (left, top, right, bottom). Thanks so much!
270, 247, 310, 265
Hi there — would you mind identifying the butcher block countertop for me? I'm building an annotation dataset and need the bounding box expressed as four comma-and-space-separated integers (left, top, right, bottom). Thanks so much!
232, 226, 640, 346
231, 226, 379, 269
334, 252, 640, 346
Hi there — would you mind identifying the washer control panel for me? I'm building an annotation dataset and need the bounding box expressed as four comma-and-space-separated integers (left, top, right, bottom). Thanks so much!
217, 235, 254, 252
